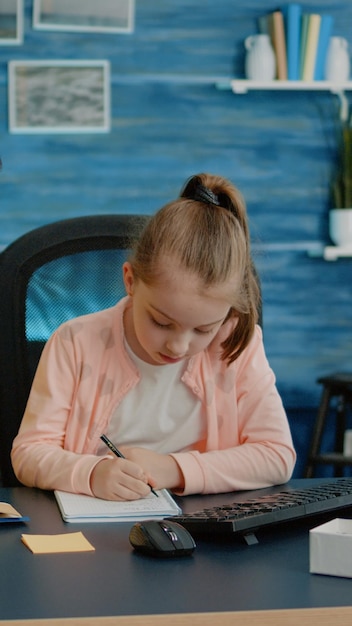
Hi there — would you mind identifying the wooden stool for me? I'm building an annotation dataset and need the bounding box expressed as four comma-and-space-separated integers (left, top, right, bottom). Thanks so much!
304, 373, 352, 478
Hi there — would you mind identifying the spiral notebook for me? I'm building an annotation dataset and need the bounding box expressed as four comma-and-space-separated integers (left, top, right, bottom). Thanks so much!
54, 489, 181, 523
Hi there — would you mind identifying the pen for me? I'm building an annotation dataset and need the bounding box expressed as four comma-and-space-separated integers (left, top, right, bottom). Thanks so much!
100, 434, 159, 497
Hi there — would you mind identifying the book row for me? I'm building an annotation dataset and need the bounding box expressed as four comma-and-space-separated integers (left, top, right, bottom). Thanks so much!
257, 4, 347, 82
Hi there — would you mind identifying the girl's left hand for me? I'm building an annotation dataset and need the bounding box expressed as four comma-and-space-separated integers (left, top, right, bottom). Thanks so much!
119, 447, 184, 492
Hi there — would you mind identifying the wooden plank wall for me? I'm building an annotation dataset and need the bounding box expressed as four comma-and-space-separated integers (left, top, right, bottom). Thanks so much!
1, 0, 352, 476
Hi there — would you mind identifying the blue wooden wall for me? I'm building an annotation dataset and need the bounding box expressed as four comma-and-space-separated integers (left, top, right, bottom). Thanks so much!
1, 0, 352, 476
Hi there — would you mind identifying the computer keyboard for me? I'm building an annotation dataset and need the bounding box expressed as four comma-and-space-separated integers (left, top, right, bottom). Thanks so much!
168, 478, 352, 538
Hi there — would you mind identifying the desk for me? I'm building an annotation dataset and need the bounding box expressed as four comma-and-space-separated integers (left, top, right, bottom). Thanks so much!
1, 482, 352, 623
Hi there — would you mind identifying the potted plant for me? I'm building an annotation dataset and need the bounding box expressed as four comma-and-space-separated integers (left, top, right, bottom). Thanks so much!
329, 114, 352, 247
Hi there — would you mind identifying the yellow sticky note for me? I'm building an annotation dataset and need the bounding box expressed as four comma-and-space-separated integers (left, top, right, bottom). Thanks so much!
0, 502, 22, 518
21, 531, 95, 554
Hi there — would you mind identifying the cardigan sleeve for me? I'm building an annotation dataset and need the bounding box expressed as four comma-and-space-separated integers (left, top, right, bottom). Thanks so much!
170, 326, 296, 495
11, 323, 108, 495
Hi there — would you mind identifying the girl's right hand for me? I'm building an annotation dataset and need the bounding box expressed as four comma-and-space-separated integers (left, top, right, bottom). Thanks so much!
90, 457, 152, 501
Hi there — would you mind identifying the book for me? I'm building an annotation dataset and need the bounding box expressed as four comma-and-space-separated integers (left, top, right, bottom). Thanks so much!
0, 501, 30, 524
299, 14, 310, 79
302, 14, 321, 81
314, 14, 334, 80
54, 489, 182, 523
270, 10, 288, 80
283, 3, 302, 80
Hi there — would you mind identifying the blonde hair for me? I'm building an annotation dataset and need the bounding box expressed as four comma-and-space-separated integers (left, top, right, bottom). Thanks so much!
130, 173, 261, 363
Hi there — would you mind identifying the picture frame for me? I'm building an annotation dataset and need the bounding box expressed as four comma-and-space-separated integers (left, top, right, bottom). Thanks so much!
0, 0, 23, 45
8, 60, 111, 134
33, 0, 134, 34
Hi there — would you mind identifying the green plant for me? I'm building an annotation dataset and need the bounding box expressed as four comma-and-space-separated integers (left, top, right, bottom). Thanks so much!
331, 120, 352, 208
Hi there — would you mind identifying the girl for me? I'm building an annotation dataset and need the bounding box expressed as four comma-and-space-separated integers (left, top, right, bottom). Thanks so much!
11, 173, 296, 500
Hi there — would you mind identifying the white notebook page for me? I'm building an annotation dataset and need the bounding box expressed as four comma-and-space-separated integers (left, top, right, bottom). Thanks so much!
54, 489, 181, 522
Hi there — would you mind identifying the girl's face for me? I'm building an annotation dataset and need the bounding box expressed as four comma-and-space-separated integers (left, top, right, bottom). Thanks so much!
122, 261, 233, 366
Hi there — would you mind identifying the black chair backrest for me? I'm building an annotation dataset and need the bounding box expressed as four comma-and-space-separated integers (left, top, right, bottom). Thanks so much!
0, 214, 150, 486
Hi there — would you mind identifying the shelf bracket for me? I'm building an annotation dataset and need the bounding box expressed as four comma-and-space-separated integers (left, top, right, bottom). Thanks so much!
331, 89, 349, 122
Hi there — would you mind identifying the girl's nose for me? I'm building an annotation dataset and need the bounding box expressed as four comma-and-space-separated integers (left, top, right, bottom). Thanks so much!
166, 334, 189, 357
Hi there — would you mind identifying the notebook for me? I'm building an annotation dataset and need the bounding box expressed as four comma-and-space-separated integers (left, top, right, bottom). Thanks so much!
54, 489, 181, 523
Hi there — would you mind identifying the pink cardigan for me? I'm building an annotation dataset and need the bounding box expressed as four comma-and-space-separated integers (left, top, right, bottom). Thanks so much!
12, 297, 296, 496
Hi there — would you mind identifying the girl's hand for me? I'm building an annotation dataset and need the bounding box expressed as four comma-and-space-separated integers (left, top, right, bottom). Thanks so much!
120, 447, 185, 492
90, 457, 152, 501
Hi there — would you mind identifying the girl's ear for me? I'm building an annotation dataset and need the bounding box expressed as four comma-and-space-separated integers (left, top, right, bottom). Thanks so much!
123, 262, 135, 296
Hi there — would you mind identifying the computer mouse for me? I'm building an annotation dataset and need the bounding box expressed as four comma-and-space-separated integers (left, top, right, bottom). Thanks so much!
129, 519, 196, 558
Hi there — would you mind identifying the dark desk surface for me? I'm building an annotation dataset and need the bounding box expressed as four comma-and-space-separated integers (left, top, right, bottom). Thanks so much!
1, 480, 352, 622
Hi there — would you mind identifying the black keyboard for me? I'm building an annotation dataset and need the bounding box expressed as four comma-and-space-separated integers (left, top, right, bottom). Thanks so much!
168, 478, 352, 538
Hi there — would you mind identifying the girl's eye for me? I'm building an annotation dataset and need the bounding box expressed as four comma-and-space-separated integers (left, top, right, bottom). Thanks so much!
151, 318, 171, 329
151, 316, 216, 334
195, 328, 215, 335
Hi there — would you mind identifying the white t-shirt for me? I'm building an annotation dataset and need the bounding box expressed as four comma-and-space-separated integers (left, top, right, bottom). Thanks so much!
104, 341, 205, 454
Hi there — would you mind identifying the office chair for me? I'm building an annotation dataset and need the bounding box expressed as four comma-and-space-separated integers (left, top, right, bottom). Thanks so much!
0, 214, 150, 487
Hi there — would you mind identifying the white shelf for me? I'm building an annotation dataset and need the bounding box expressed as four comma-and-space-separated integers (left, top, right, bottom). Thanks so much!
308, 245, 352, 261
252, 241, 324, 254
216, 79, 352, 94
216, 80, 352, 120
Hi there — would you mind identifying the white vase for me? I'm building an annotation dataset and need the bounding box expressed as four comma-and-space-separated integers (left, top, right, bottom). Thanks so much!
244, 34, 276, 81
329, 208, 352, 246
324, 37, 350, 82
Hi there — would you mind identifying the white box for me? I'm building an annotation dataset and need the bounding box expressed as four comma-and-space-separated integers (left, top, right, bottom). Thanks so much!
344, 429, 352, 456
310, 518, 352, 578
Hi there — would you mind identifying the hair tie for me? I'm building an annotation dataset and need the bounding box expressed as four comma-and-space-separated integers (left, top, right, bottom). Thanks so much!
180, 176, 235, 215
192, 184, 220, 207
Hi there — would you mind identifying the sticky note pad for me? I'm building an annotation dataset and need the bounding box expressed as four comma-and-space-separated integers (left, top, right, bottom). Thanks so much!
0, 502, 22, 517
21, 531, 95, 554
0, 502, 29, 523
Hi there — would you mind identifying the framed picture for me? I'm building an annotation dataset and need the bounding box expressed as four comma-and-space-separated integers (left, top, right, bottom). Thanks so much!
0, 0, 23, 45
33, 0, 134, 34
8, 60, 111, 134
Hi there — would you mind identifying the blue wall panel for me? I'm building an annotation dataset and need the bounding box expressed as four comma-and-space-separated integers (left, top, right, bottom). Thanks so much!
1, 0, 352, 476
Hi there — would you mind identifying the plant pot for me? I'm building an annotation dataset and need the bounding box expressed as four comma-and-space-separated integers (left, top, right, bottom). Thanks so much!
329, 208, 352, 247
